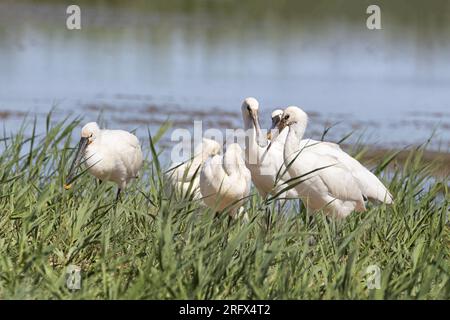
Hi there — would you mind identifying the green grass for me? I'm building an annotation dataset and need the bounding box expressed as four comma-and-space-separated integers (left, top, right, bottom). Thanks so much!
0, 116, 448, 299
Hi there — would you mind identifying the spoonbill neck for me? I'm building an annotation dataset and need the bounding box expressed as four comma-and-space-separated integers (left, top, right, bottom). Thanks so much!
284, 122, 307, 161
242, 112, 267, 151
291, 122, 307, 141
242, 110, 254, 131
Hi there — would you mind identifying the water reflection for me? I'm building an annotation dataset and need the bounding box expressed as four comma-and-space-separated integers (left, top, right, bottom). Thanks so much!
0, 0, 449, 150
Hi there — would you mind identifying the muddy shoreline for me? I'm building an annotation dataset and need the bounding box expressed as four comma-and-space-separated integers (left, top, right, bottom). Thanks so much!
343, 145, 450, 178
0, 101, 449, 179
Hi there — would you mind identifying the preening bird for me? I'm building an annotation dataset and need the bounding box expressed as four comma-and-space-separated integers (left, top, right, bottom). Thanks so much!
167, 138, 222, 199
241, 98, 298, 199
64, 122, 143, 200
200, 143, 251, 217
271, 106, 393, 219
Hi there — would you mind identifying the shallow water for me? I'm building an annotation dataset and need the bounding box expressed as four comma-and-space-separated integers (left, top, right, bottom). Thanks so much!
0, 0, 449, 151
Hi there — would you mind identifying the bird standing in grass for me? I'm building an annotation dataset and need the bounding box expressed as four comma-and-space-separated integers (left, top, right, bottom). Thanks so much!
64, 122, 143, 200
271, 106, 393, 218
200, 143, 251, 218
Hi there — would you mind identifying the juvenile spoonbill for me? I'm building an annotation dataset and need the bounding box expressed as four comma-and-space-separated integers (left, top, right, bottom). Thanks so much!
200, 143, 251, 217
272, 106, 393, 218
167, 138, 221, 199
241, 98, 298, 199
64, 122, 143, 200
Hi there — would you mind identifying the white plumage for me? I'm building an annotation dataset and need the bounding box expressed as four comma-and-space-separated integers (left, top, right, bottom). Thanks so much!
241, 98, 298, 199
274, 106, 393, 218
64, 122, 143, 199
167, 138, 221, 199
200, 143, 251, 217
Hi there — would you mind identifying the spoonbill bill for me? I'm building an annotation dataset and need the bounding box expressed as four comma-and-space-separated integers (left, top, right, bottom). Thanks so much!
241, 98, 298, 199
272, 106, 393, 218
167, 138, 221, 199
200, 143, 251, 217
64, 122, 143, 200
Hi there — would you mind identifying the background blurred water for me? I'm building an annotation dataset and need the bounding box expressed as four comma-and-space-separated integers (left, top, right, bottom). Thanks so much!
0, 0, 449, 151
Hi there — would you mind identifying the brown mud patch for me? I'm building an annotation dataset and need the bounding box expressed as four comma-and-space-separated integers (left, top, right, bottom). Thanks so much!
0, 110, 27, 119
344, 145, 450, 178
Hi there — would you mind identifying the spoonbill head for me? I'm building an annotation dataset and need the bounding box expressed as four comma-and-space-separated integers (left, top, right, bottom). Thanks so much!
277, 106, 308, 134
64, 122, 100, 188
266, 106, 307, 152
64, 122, 143, 200
194, 138, 222, 160
241, 97, 265, 144
267, 109, 283, 140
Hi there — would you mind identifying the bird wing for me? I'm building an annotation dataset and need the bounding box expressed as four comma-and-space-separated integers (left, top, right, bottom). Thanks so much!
316, 158, 365, 203
201, 151, 251, 209
101, 130, 143, 177
354, 169, 393, 203
291, 149, 365, 204
308, 142, 393, 203
200, 155, 226, 194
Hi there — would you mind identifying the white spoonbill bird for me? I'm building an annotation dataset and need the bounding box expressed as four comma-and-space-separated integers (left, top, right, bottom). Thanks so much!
241, 98, 298, 199
64, 122, 143, 200
167, 138, 221, 199
200, 143, 251, 217
271, 106, 393, 218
